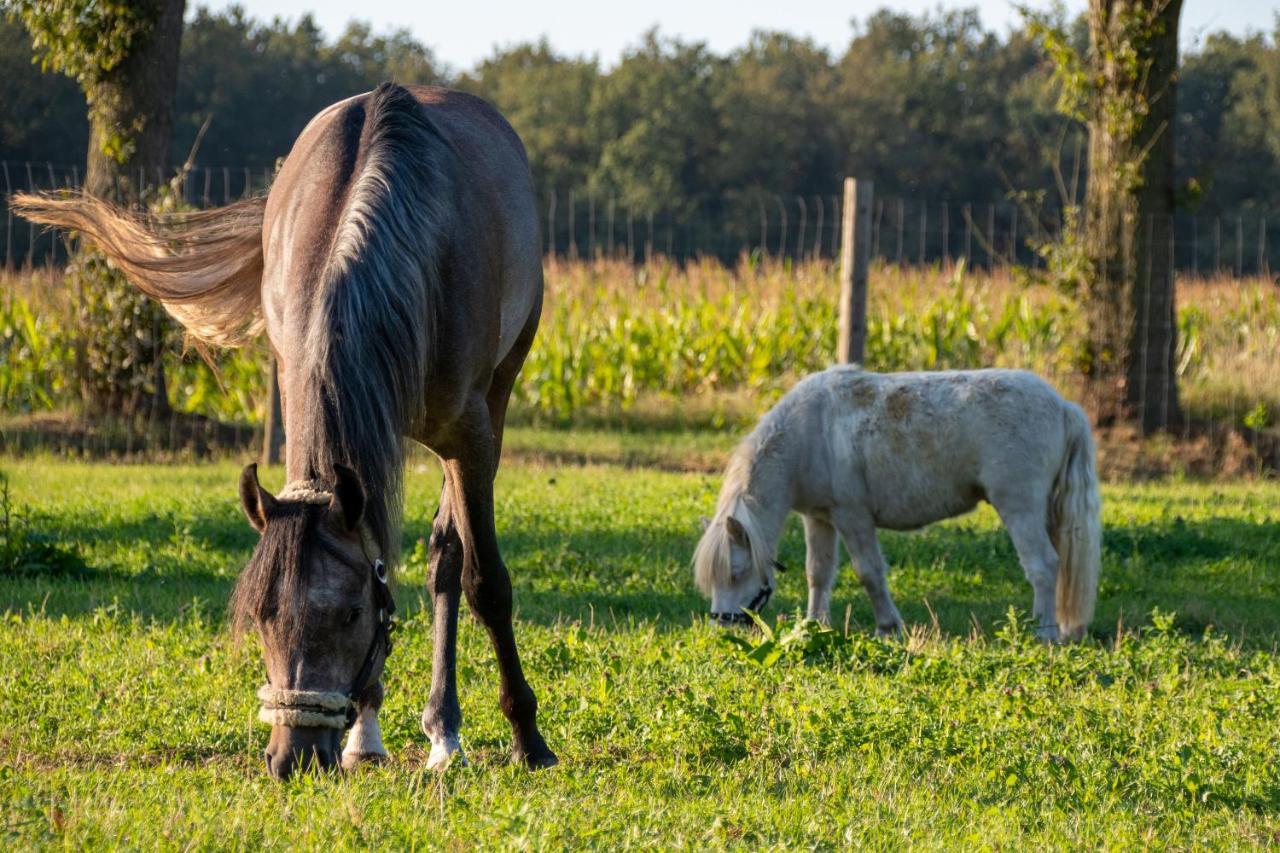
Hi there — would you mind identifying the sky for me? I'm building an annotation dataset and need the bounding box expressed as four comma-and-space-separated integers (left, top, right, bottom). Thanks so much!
208, 0, 1276, 71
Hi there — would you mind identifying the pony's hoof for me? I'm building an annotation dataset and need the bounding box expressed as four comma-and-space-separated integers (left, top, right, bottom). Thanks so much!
875, 622, 904, 639
340, 750, 388, 771
426, 738, 466, 771
1036, 625, 1062, 643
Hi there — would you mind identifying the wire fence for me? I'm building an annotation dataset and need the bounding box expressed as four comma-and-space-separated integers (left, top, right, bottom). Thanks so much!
538, 187, 1277, 277
2, 162, 1278, 277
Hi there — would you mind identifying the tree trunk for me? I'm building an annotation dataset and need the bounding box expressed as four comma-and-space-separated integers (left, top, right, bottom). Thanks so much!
1083, 0, 1183, 434
79, 0, 185, 417
84, 0, 186, 201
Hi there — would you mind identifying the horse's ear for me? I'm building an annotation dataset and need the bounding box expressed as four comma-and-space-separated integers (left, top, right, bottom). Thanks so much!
725, 515, 750, 548
239, 463, 277, 534
329, 464, 365, 535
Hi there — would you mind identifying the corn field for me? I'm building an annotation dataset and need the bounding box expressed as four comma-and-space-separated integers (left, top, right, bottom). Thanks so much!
2, 258, 1277, 457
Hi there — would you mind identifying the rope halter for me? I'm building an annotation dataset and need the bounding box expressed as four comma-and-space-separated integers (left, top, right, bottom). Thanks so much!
255, 480, 396, 730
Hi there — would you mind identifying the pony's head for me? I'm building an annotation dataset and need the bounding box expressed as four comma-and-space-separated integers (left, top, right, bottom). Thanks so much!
691, 501, 778, 626
232, 463, 394, 780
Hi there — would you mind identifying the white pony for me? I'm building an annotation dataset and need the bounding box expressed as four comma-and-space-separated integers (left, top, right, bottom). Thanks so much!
692, 367, 1101, 641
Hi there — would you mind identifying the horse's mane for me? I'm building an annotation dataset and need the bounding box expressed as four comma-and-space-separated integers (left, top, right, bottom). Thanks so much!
229, 502, 320, 643
291, 82, 451, 561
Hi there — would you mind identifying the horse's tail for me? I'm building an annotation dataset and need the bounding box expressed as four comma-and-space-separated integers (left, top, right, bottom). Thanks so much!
9, 192, 266, 348
1050, 402, 1102, 639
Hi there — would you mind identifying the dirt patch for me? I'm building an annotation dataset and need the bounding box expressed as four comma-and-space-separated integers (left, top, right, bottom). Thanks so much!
0, 411, 260, 461
1094, 420, 1280, 480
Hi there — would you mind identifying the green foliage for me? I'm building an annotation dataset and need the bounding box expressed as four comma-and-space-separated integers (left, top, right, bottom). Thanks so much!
62, 248, 170, 415
5, 8, 1279, 216
0, 473, 85, 576
5, 0, 145, 87
2, 462, 1280, 844
0, 286, 73, 412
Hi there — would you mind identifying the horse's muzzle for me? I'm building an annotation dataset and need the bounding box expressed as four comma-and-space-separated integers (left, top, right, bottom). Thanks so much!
264, 725, 343, 780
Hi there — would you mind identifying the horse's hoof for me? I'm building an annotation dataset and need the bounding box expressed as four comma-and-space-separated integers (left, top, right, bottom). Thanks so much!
514, 733, 558, 770
340, 750, 388, 771
515, 745, 559, 770
875, 623, 904, 639
426, 738, 466, 771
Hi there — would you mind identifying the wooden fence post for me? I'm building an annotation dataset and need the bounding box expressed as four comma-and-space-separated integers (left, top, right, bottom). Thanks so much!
838, 177, 873, 365
261, 358, 284, 466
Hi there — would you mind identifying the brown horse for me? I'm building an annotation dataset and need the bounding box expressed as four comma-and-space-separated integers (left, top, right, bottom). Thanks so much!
14, 83, 556, 778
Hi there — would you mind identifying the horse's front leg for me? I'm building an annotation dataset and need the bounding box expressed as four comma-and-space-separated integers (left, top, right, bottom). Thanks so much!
802, 514, 839, 624
833, 511, 904, 636
342, 681, 388, 769
421, 484, 467, 770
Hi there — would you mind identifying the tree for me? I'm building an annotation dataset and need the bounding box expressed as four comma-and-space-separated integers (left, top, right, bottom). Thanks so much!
588, 30, 724, 214
456, 39, 598, 193
9, 0, 185, 416
1035, 0, 1185, 432
713, 32, 836, 196
10, 0, 184, 199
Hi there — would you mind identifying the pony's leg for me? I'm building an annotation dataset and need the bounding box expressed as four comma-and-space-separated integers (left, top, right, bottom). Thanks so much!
802, 514, 839, 624
343, 681, 388, 769
420, 481, 467, 770
992, 499, 1060, 641
446, 398, 556, 769
832, 511, 904, 636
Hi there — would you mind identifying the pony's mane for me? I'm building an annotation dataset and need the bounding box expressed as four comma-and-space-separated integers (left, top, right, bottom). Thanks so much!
691, 440, 778, 595
291, 82, 451, 561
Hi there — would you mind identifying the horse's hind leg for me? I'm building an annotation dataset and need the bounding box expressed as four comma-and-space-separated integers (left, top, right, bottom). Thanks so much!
802, 514, 839, 624
832, 510, 904, 636
421, 480, 467, 770
992, 495, 1060, 641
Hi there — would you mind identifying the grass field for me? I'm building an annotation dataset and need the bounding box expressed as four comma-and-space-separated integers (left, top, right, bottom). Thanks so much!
3, 454, 1280, 847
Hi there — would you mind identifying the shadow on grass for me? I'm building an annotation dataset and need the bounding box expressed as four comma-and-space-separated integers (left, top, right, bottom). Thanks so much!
4, 509, 1279, 646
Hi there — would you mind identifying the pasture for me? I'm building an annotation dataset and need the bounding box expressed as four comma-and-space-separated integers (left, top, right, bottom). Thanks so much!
3, 454, 1279, 846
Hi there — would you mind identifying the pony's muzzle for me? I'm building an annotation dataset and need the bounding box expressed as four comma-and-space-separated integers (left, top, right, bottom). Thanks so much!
264, 725, 342, 780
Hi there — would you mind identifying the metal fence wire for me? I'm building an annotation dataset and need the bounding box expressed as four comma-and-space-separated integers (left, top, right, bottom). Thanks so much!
2, 163, 1277, 276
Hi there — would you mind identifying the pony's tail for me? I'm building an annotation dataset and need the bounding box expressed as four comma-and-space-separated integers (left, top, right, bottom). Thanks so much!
9, 192, 266, 348
1051, 403, 1102, 639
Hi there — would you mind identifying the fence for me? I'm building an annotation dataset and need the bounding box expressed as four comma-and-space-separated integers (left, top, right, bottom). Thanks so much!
2, 161, 1278, 277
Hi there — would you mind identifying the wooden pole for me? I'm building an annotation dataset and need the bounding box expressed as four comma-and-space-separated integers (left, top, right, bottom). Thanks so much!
261, 358, 284, 466
838, 177, 873, 365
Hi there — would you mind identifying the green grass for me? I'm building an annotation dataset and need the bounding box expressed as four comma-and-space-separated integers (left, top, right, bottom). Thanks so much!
2, 456, 1280, 847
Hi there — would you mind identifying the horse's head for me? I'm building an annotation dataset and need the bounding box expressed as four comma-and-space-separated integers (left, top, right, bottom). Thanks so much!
691, 509, 779, 627
233, 463, 394, 780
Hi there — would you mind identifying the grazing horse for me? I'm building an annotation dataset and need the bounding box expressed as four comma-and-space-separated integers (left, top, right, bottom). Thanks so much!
692, 367, 1102, 641
14, 83, 557, 777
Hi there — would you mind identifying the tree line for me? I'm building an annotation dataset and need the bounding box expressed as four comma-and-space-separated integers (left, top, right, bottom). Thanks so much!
3, 5, 1278, 215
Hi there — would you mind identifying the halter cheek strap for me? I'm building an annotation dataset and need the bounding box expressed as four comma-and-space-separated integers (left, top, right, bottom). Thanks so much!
255, 481, 396, 731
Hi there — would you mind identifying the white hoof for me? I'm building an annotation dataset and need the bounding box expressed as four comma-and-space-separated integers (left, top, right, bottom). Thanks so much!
427, 736, 466, 771
1036, 624, 1062, 643
341, 750, 388, 771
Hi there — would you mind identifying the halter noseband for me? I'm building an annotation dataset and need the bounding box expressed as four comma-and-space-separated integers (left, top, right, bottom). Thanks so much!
708, 560, 787, 627
256, 482, 397, 731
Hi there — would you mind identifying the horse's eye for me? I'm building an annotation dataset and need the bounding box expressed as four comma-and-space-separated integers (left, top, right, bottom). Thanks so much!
345, 607, 362, 626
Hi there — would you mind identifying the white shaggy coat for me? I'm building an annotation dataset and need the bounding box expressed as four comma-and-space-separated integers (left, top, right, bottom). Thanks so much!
692, 366, 1102, 640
